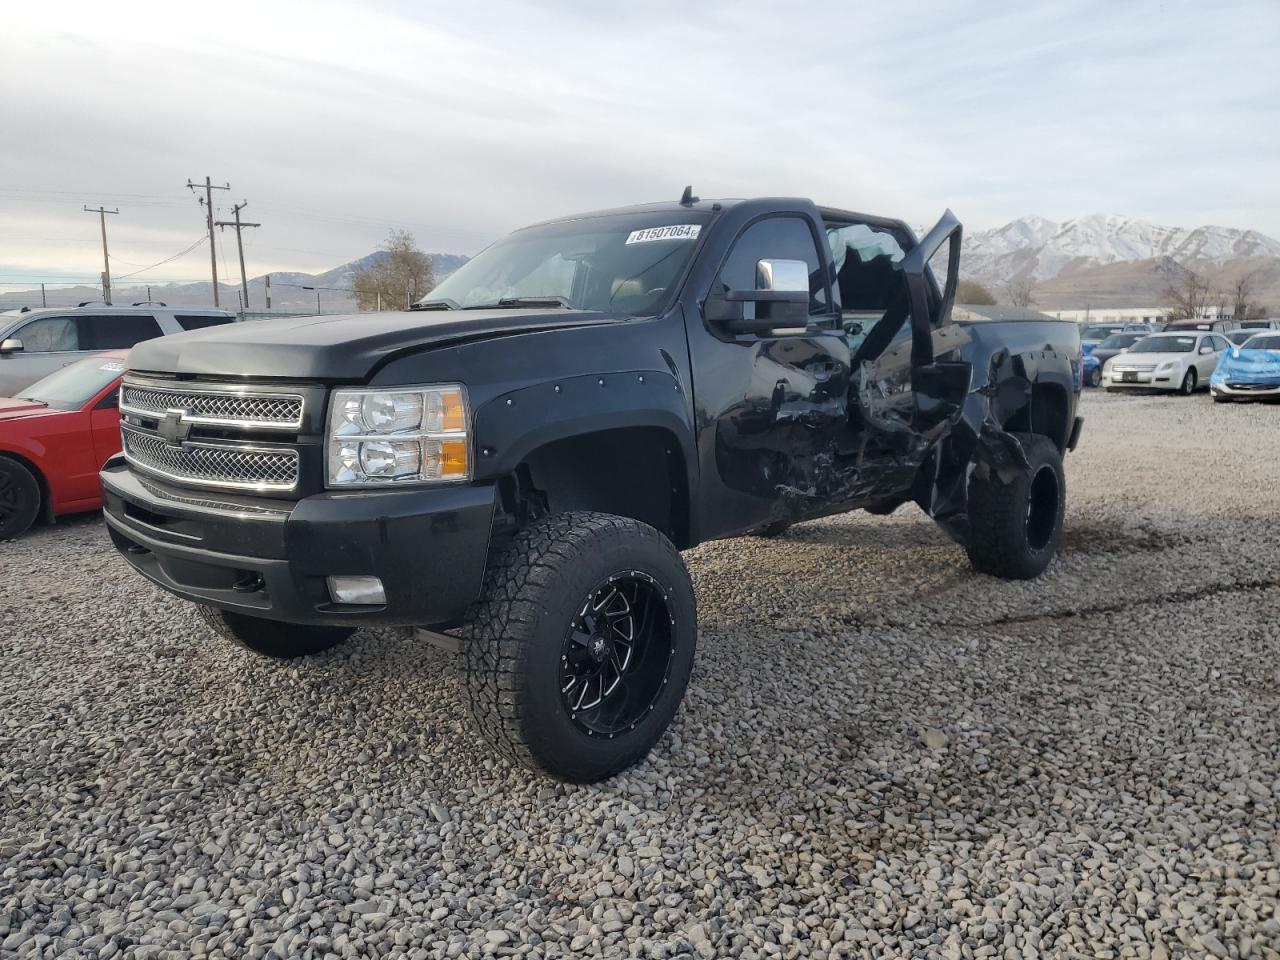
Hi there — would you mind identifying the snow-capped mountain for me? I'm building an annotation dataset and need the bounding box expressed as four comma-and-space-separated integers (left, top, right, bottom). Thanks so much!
964, 214, 1280, 286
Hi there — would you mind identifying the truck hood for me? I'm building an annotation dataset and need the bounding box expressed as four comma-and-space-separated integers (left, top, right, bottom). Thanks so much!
126, 309, 626, 381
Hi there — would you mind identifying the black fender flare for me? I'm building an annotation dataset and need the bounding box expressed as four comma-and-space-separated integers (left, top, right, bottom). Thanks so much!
471, 369, 698, 501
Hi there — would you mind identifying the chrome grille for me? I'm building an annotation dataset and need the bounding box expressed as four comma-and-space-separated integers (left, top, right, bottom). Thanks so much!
122, 425, 299, 491
120, 383, 303, 429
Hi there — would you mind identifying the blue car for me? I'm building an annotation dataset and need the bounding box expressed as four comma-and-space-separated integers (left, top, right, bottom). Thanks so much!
1082, 352, 1102, 387
1210, 332, 1280, 402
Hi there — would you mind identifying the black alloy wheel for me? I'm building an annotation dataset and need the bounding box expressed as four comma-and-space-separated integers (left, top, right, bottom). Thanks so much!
0, 457, 41, 540
560, 571, 675, 738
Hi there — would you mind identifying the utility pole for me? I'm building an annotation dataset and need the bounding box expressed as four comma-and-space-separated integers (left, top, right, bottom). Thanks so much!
187, 177, 230, 307
265, 274, 272, 310
83, 205, 119, 304
215, 201, 260, 312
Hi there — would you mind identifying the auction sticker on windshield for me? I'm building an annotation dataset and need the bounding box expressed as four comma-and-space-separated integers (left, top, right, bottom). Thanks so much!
625, 225, 701, 244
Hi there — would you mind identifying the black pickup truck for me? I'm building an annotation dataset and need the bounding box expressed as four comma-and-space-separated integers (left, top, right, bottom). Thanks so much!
102, 192, 1082, 782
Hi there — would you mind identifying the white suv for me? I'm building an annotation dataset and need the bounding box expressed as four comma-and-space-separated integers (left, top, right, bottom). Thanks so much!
0, 304, 235, 396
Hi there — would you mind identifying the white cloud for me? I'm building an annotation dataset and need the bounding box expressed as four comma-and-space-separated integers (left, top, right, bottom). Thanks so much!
2, 0, 1277, 285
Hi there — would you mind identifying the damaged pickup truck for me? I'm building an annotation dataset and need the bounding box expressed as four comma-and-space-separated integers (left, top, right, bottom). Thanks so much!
101, 192, 1083, 782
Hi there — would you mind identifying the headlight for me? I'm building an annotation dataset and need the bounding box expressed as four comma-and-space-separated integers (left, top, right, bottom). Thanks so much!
1158, 360, 1178, 371
327, 385, 470, 487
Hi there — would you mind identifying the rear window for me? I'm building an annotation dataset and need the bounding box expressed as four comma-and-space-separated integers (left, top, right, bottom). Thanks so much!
79, 314, 163, 349
175, 314, 233, 331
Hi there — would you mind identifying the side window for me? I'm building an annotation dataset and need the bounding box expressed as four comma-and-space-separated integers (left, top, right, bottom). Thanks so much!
15, 316, 79, 352
714, 217, 828, 316
826, 222, 910, 358
79, 314, 163, 350
175, 314, 233, 331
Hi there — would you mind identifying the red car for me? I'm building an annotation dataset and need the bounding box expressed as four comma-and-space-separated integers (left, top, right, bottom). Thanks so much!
0, 350, 126, 539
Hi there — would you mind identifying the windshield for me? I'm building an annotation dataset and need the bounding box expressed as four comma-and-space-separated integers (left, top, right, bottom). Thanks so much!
1098, 333, 1144, 349
20, 355, 123, 410
1130, 335, 1195, 354
1243, 335, 1280, 351
422, 212, 711, 315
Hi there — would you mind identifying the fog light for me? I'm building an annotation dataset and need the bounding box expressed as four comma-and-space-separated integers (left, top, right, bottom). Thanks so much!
326, 575, 386, 605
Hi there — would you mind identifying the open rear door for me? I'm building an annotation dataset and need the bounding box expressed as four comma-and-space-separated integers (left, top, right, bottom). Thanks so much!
900, 210, 971, 434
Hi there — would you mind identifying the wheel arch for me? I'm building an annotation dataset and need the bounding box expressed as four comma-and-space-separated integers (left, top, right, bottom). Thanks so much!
473, 371, 697, 549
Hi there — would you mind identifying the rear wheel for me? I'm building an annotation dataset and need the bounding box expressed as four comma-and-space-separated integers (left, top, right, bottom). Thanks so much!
196, 606, 354, 658
458, 512, 696, 782
1179, 368, 1197, 395
965, 433, 1065, 581
0, 456, 41, 540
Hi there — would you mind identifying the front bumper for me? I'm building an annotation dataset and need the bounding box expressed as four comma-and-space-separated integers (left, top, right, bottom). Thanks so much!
101, 459, 496, 628
1103, 369, 1177, 390
1210, 380, 1280, 398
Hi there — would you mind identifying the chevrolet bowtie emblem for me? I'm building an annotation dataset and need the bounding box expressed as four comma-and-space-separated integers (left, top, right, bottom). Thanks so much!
157, 409, 193, 445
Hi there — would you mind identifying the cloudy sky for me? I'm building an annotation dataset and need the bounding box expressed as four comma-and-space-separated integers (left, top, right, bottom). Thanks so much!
3, 0, 1277, 290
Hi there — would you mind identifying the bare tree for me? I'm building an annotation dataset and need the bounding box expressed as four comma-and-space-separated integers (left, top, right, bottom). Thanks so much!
1230, 270, 1259, 323
353, 230, 434, 311
1162, 267, 1213, 321
1005, 275, 1036, 308
956, 279, 997, 305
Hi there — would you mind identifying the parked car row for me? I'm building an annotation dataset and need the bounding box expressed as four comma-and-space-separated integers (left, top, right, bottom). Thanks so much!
1079, 327, 1280, 400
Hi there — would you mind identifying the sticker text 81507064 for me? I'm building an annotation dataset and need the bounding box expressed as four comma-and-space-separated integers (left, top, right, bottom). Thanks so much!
625, 225, 701, 245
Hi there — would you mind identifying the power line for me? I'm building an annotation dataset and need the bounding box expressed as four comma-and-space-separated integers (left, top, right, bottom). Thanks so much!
113, 235, 208, 281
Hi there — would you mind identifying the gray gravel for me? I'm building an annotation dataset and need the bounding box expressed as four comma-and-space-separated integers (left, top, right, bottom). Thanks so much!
2, 390, 1279, 959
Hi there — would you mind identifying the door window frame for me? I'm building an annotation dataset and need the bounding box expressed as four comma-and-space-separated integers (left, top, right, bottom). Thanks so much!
705, 213, 838, 333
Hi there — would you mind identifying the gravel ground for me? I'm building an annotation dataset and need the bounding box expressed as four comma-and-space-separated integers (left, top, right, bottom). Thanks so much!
2, 390, 1278, 959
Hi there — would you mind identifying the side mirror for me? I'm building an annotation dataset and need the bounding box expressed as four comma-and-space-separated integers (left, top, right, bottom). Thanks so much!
1119, 346, 1129, 353
1199, 345, 1214, 354
0, 338, 23, 355
706, 258, 809, 333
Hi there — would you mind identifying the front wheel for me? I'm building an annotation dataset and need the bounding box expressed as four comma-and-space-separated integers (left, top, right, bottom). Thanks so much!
965, 432, 1065, 580
1179, 368, 1197, 395
0, 456, 41, 540
1087, 367, 1102, 388
458, 512, 696, 782
196, 606, 354, 658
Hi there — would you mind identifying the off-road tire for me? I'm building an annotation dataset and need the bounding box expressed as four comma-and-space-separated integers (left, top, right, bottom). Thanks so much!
0, 456, 41, 540
196, 605, 354, 658
965, 432, 1065, 581
458, 512, 696, 783
1179, 368, 1197, 395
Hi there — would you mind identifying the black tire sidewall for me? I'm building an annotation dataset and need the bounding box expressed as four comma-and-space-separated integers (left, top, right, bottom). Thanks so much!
518, 523, 696, 781
1088, 368, 1101, 387
0, 457, 40, 540
1181, 368, 1196, 394
967, 433, 1066, 580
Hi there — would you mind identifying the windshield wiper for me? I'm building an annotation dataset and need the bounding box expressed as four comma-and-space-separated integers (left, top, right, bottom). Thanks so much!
466, 296, 571, 310
411, 298, 461, 311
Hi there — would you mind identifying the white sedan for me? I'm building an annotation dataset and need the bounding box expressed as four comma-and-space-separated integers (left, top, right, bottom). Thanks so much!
1103, 331, 1230, 395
